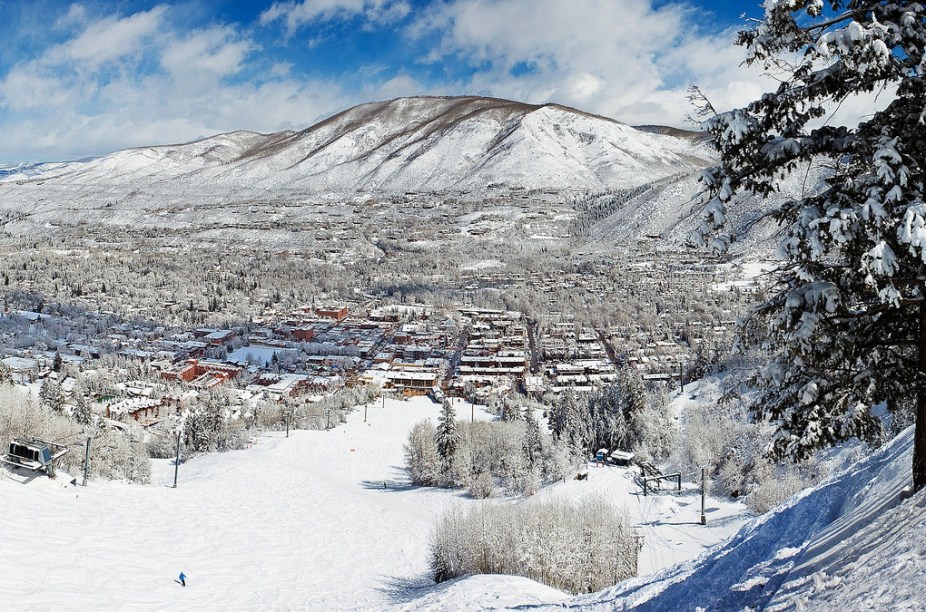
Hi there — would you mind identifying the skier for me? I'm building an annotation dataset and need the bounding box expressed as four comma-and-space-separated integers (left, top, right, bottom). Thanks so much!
178, 571, 186, 587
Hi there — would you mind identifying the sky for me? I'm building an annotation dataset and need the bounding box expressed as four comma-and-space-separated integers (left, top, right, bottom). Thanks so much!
0, 0, 775, 162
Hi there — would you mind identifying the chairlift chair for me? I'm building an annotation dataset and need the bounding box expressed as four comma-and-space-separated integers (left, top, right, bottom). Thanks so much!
1, 437, 69, 478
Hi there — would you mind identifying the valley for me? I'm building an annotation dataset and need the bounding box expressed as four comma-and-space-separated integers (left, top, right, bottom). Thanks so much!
2, 93, 911, 612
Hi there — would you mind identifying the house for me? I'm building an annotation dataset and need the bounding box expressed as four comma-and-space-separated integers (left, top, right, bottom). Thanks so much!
383, 370, 439, 396
105, 396, 175, 427
160, 359, 241, 385
293, 326, 316, 342
315, 305, 349, 321
205, 329, 236, 346
261, 374, 310, 397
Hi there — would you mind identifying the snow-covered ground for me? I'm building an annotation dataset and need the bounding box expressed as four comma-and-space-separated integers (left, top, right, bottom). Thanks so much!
6, 391, 924, 609
551, 426, 925, 611
1, 395, 748, 610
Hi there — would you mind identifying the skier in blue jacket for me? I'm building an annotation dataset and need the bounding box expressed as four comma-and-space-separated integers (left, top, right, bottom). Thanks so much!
179, 571, 186, 587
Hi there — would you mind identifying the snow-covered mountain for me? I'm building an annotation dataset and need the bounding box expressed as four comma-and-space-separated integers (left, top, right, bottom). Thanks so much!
0, 161, 61, 179
4, 96, 711, 193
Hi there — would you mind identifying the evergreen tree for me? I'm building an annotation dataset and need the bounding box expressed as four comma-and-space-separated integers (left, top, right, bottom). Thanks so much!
52, 350, 62, 372
39, 378, 64, 412
549, 389, 573, 441
523, 407, 544, 469
185, 409, 211, 453
500, 396, 524, 422
694, 1, 926, 488
436, 399, 459, 478
73, 394, 92, 426
587, 385, 622, 453
204, 393, 228, 451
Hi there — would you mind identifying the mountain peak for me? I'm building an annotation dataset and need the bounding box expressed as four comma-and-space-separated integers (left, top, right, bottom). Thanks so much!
4, 95, 712, 193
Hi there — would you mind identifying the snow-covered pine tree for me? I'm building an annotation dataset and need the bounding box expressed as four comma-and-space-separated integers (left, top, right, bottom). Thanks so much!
39, 378, 64, 412
550, 390, 589, 452
547, 391, 568, 439
523, 407, 544, 469
694, 1, 926, 489
184, 409, 211, 453
589, 384, 629, 453
203, 391, 229, 450
436, 399, 459, 479
73, 394, 92, 426
500, 396, 524, 422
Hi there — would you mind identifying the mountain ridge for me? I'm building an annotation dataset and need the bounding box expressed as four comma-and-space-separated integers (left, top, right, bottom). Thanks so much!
2, 95, 712, 194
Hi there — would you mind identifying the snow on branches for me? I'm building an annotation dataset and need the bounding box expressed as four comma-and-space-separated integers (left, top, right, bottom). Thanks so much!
694, 1, 926, 470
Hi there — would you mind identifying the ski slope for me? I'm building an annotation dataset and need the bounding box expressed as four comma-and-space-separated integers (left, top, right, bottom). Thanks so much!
6, 391, 922, 610
0, 396, 748, 610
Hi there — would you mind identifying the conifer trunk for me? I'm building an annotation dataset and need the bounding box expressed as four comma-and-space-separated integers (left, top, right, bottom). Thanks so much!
915, 294, 926, 491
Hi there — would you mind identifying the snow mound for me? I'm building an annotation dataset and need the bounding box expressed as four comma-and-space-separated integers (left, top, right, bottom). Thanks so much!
394, 574, 568, 611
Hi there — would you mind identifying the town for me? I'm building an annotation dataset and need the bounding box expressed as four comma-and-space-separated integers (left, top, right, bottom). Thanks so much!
0, 246, 765, 432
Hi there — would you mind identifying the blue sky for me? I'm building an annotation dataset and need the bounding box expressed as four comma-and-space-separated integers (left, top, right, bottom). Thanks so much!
0, 0, 769, 161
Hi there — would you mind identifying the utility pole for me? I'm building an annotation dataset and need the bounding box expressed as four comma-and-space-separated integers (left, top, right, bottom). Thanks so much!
326, 407, 331, 430
285, 410, 290, 438
82, 436, 91, 487
680, 360, 684, 393
364, 402, 368, 423
173, 430, 182, 489
700, 465, 708, 525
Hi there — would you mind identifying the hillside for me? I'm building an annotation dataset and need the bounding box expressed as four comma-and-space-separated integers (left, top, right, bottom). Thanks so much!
577, 165, 827, 255
5, 385, 922, 610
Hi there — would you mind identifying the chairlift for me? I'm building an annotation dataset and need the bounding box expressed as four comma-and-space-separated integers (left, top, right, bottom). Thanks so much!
1, 437, 70, 478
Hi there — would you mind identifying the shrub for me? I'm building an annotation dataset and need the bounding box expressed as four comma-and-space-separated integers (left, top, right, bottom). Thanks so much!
466, 470, 494, 499
405, 415, 580, 495
430, 495, 637, 594
404, 420, 440, 486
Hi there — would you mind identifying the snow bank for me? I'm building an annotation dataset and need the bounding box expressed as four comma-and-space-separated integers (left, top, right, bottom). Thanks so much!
558, 427, 918, 611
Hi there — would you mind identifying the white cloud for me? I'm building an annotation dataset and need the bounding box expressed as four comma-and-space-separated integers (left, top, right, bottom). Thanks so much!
49, 5, 167, 68
0, 6, 352, 161
0, 68, 77, 110
409, 0, 776, 126
0, 0, 892, 162
55, 3, 89, 29
260, 0, 411, 35
161, 26, 255, 81
369, 73, 425, 101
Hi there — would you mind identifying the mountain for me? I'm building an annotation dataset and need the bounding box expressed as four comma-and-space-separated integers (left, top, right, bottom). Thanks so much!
0, 95, 734, 254
3, 96, 712, 194
0, 161, 60, 179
